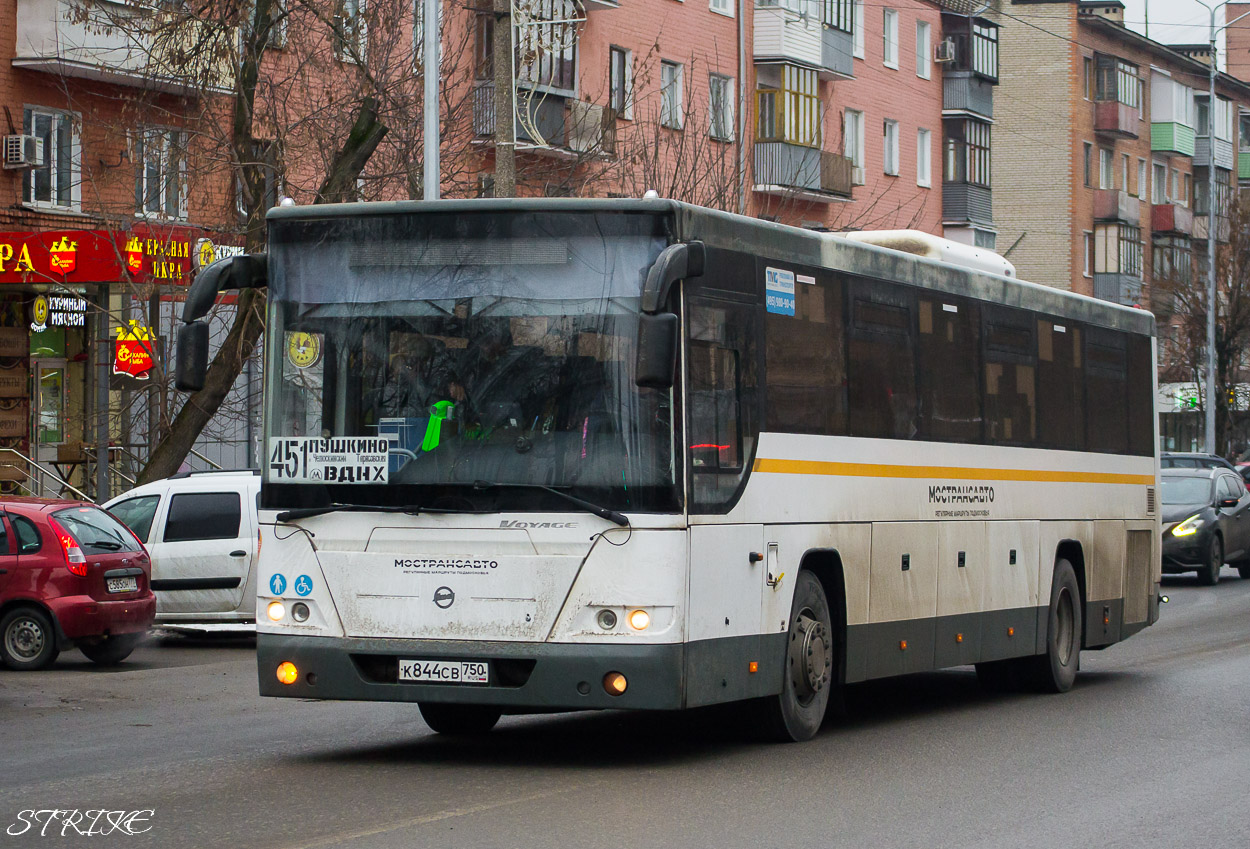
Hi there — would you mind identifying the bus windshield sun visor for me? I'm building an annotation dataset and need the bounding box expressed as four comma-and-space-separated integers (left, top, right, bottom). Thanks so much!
640, 241, 704, 314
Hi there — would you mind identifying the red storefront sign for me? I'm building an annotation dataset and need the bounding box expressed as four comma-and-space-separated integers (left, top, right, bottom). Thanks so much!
0, 226, 198, 285
114, 321, 156, 380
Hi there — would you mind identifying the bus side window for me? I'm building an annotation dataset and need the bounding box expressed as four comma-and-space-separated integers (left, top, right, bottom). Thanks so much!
984, 307, 1037, 446
1085, 329, 1129, 454
847, 280, 917, 440
1036, 319, 1084, 451
917, 297, 981, 442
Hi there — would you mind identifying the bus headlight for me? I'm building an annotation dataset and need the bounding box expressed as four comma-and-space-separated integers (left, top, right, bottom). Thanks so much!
1172, 514, 1205, 537
267, 601, 286, 621
628, 609, 651, 631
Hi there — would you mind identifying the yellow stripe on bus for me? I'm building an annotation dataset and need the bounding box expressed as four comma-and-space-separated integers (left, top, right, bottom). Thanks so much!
751, 458, 1154, 486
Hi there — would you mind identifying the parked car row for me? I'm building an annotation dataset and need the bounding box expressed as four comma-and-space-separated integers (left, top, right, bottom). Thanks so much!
1, 470, 261, 671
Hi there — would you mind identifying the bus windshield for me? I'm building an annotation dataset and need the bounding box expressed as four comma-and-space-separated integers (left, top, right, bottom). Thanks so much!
263, 210, 678, 513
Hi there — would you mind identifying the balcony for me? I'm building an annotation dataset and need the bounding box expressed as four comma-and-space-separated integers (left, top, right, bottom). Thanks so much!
1094, 189, 1140, 225
755, 4, 852, 80
1093, 273, 1143, 307
1094, 101, 1138, 138
13, 0, 235, 93
473, 82, 568, 149
1240, 151, 1250, 181
942, 182, 992, 226
1152, 203, 1194, 235
1195, 135, 1235, 170
1194, 214, 1231, 243
753, 143, 853, 201
943, 71, 993, 119
1151, 122, 1195, 158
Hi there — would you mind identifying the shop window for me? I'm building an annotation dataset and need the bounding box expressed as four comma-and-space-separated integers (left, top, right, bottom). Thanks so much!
134, 127, 188, 220
22, 107, 79, 211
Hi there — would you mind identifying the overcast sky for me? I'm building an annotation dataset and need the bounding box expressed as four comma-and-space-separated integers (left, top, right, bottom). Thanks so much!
1120, 0, 1250, 64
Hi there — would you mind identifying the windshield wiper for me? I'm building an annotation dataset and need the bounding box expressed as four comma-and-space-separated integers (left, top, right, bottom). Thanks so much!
276, 503, 422, 522
472, 480, 630, 526
86, 540, 124, 551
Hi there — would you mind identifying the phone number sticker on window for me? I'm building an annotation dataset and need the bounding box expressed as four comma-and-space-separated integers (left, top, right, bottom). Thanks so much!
267, 437, 390, 484
765, 267, 796, 316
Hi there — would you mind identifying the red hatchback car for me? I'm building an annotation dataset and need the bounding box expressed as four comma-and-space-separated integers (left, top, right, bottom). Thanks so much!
0, 499, 155, 670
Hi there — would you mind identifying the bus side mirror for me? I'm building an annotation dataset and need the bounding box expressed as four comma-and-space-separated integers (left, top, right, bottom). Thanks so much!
175, 321, 210, 392
635, 312, 678, 389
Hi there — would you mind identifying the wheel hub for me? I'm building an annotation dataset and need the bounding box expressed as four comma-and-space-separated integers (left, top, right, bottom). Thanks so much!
6, 618, 45, 660
789, 611, 832, 703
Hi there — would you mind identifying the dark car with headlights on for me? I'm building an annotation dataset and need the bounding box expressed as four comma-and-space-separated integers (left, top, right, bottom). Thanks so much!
1161, 469, 1250, 585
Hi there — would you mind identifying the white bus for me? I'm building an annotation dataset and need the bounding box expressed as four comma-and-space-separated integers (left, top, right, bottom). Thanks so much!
178, 198, 1161, 742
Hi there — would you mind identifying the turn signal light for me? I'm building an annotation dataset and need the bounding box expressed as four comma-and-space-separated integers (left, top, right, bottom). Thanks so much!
603, 671, 627, 696
628, 609, 651, 631
276, 661, 298, 685
267, 601, 286, 622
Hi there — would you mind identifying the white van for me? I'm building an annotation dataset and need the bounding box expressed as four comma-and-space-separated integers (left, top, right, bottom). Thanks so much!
103, 471, 261, 625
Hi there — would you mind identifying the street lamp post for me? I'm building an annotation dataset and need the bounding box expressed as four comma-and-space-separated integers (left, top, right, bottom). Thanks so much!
1194, 1, 1250, 455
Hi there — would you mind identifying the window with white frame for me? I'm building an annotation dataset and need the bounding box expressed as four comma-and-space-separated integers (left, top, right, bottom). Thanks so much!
22, 107, 78, 210
917, 127, 931, 186
609, 47, 633, 119
1122, 153, 1129, 192
414, 0, 444, 65
853, 0, 864, 59
845, 108, 864, 171
1094, 223, 1142, 277
134, 127, 187, 219
916, 21, 930, 80
661, 61, 684, 129
883, 10, 899, 69
1083, 231, 1093, 277
337, 0, 367, 63
1137, 158, 1147, 199
1099, 148, 1113, 189
709, 74, 734, 142
240, 0, 288, 52
710, 0, 732, 16
822, 0, 853, 33
884, 119, 899, 175
1152, 161, 1167, 203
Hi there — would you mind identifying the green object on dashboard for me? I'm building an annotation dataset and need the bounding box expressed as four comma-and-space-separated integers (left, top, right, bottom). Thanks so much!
422, 400, 455, 452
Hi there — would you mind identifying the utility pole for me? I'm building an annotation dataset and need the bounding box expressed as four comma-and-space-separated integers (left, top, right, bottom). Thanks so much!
423, 0, 440, 200
492, 0, 516, 197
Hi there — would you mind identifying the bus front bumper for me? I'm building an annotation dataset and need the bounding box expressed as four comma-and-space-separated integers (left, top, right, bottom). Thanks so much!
257, 633, 686, 711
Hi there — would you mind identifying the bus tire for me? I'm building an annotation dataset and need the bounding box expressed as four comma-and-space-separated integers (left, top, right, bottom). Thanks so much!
1198, 535, 1222, 586
758, 570, 834, 742
1022, 558, 1082, 693
418, 702, 502, 736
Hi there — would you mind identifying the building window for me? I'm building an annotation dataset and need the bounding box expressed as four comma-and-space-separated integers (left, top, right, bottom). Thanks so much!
709, 74, 734, 142
1197, 96, 1233, 140
21, 107, 78, 210
1084, 142, 1093, 187
1184, 172, 1192, 206
1171, 167, 1180, 202
710, 0, 732, 17
1153, 161, 1167, 203
1094, 223, 1142, 277
823, 0, 853, 33
916, 21, 930, 80
756, 65, 820, 146
1084, 57, 1094, 100
472, 10, 492, 79
1240, 113, 1250, 151
1153, 235, 1192, 287
134, 127, 187, 219
514, 0, 578, 92
917, 128, 931, 187
609, 46, 633, 119
853, 0, 864, 58
845, 108, 864, 172
1094, 55, 1139, 109
661, 61, 683, 129
883, 9, 899, 69
1122, 153, 1130, 192
1137, 158, 1147, 199
948, 17, 1000, 81
1099, 148, 1113, 190
242, 0, 288, 52
1083, 231, 1093, 277
336, 0, 367, 63
945, 118, 990, 187
884, 119, 899, 175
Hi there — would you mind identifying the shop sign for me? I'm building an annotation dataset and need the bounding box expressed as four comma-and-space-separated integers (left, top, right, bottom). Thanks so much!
0, 228, 197, 285
114, 321, 156, 380
30, 294, 87, 331
193, 238, 246, 269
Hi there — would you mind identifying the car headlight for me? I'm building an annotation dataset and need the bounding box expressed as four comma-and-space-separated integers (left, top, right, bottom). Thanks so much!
1172, 514, 1206, 537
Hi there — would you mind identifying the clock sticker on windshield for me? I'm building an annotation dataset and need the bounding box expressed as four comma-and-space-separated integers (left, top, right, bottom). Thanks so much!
286, 331, 322, 369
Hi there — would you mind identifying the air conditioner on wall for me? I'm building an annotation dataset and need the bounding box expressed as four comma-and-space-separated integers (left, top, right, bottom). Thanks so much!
3, 135, 44, 169
934, 39, 956, 63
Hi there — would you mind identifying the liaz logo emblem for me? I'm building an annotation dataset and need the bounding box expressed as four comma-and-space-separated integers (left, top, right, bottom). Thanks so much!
433, 586, 455, 609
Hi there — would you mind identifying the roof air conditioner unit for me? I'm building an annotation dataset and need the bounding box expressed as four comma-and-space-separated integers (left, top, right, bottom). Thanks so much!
934, 39, 956, 63
3, 135, 44, 169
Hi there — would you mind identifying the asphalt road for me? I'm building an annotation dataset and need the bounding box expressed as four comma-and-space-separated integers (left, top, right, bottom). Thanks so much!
2, 570, 1249, 849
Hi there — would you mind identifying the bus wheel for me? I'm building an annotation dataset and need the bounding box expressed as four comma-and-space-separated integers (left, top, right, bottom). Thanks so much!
418, 702, 502, 736
760, 571, 834, 742
1022, 558, 1083, 693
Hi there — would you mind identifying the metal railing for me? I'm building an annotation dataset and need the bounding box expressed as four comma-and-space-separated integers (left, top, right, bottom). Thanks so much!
0, 448, 92, 502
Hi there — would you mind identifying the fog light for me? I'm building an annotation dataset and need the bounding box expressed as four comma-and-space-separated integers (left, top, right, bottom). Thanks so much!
267, 601, 286, 622
595, 609, 617, 630
292, 602, 310, 623
628, 609, 650, 631
276, 661, 298, 685
603, 671, 627, 696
